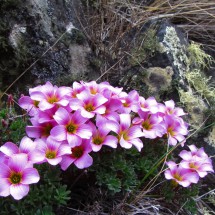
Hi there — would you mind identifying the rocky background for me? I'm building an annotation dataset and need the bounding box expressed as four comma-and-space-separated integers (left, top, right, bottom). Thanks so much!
0, 0, 215, 214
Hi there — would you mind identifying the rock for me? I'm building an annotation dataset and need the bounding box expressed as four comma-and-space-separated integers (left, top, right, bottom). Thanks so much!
0, 0, 100, 93
143, 66, 173, 98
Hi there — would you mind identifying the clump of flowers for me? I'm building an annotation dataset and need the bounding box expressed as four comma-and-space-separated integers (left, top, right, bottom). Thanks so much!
164, 145, 214, 187
0, 81, 213, 200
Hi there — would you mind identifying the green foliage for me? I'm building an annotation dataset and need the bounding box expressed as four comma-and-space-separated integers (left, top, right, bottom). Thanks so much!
162, 182, 199, 214
0, 164, 71, 215
91, 140, 167, 194
0, 106, 27, 145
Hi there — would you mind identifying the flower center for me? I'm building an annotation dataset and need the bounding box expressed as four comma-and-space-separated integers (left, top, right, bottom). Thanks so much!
142, 120, 152, 130
85, 104, 94, 112
47, 96, 58, 104
46, 150, 56, 159
93, 137, 103, 145
71, 146, 84, 158
141, 103, 147, 108
66, 124, 77, 133
173, 173, 182, 181
33, 100, 40, 107
123, 102, 129, 107
42, 124, 53, 137
10, 172, 22, 184
189, 162, 198, 169
122, 132, 129, 141
167, 127, 175, 136
90, 88, 97, 95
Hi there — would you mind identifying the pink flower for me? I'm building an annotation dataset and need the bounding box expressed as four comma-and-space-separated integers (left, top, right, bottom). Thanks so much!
29, 82, 70, 111
60, 139, 93, 170
133, 111, 165, 139
64, 81, 85, 99
160, 100, 186, 116
26, 119, 57, 139
70, 91, 108, 118
101, 83, 123, 99
18, 95, 40, 116
163, 115, 188, 146
51, 107, 92, 146
37, 106, 59, 123
0, 154, 40, 200
164, 161, 199, 187
96, 98, 121, 123
118, 90, 139, 113
138, 96, 159, 114
106, 114, 144, 151
179, 145, 214, 178
34, 136, 71, 165
89, 121, 118, 152
81, 80, 100, 95
0, 136, 44, 164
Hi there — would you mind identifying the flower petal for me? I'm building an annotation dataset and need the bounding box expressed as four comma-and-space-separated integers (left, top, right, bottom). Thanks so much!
47, 157, 62, 165
0, 142, 18, 156
60, 155, 75, 171
0, 178, 10, 197
179, 150, 192, 161
119, 136, 132, 149
129, 138, 143, 152
53, 107, 70, 125
50, 125, 67, 141
103, 135, 118, 148
38, 100, 54, 110
128, 126, 144, 139
81, 109, 95, 118
0, 163, 11, 178
26, 126, 42, 138
164, 170, 174, 180
74, 154, 93, 169
10, 184, 29, 200
67, 134, 82, 147
76, 124, 92, 139
20, 136, 36, 153
22, 168, 40, 184
8, 154, 28, 172
120, 114, 131, 130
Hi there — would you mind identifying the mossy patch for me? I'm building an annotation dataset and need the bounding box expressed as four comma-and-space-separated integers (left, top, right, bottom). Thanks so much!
188, 42, 214, 69
129, 28, 161, 66
178, 88, 207, 128
185, 69, 215, 105
143, 66, 174, 99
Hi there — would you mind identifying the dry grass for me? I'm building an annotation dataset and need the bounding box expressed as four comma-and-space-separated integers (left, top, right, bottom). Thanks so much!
76, 0, 215, 79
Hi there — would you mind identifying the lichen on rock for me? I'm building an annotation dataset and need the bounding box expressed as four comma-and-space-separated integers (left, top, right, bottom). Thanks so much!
160, 26, 189, 78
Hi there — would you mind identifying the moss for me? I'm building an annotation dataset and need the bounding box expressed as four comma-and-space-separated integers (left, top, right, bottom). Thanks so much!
129, 28, 160, 66
185, 69, 215, 105
143, 66, 174, 99
178, 88, 207, 128
188, 41, 213, 69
